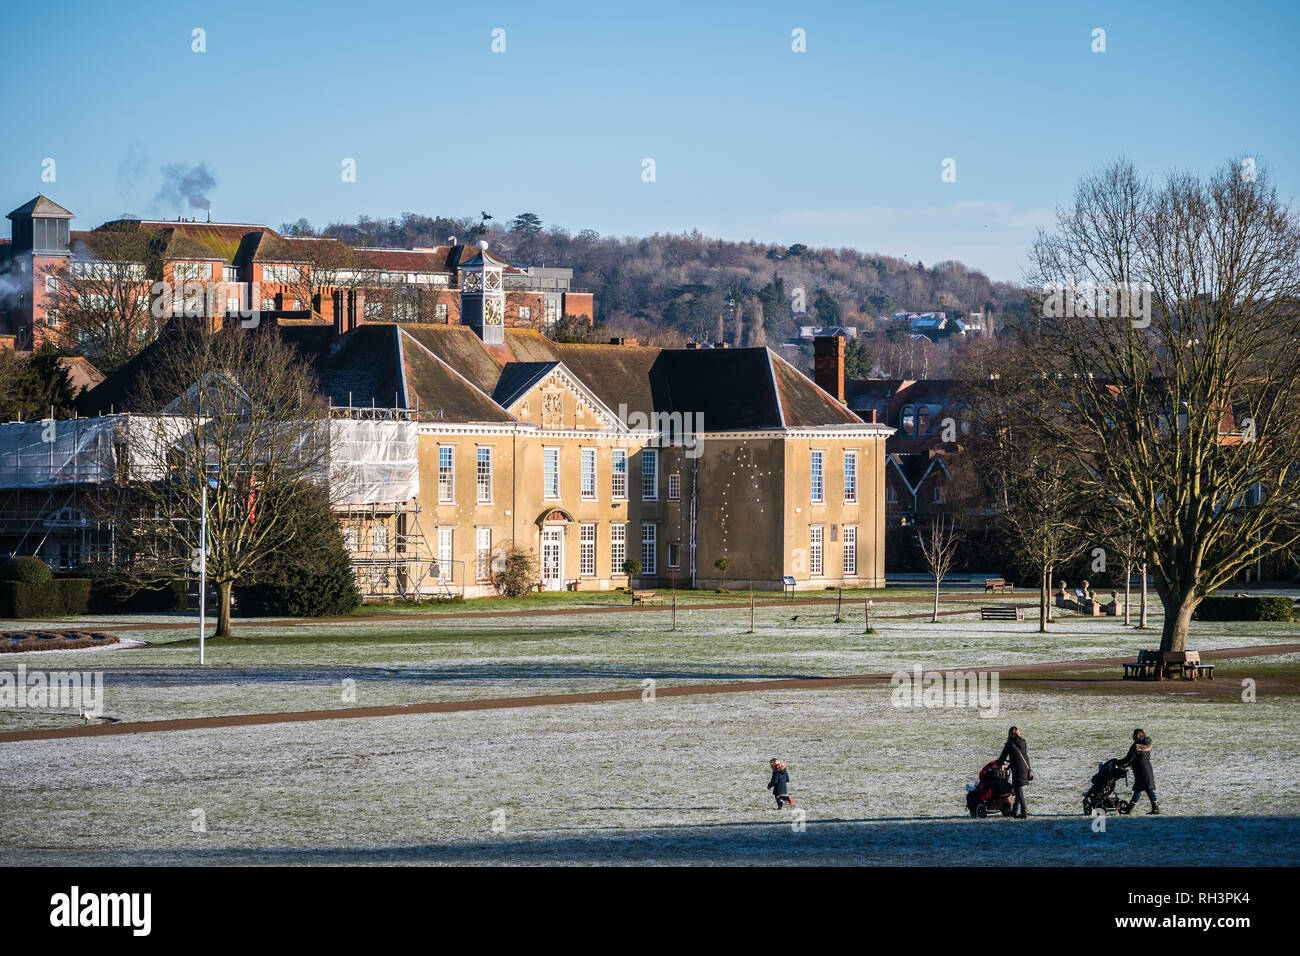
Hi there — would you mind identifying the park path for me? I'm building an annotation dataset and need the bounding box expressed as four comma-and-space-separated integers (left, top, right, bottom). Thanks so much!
1, 642, 1294, 744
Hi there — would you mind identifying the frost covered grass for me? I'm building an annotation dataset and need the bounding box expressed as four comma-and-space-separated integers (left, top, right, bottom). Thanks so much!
1, 598, 1296, 730
1, 677, 1295, 866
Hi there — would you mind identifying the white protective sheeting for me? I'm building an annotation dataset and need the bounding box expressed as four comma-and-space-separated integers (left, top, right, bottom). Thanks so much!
327, 418, 419, 505
0, 416, 184, 488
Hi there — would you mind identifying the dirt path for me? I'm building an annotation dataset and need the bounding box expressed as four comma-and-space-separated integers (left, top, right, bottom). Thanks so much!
2, 642, 1293, 744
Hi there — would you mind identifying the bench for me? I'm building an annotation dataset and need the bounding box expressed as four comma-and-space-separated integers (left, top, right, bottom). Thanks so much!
1123, 649, 1215, 680
980, 605, 1024, 621
984, 578, 1014, 594
631, 589, 664, 606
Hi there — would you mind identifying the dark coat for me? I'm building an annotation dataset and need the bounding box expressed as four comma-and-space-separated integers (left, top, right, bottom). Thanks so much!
1123, 736, 1155, 790
997, 735, 1032, 786
767, 767, 789, 796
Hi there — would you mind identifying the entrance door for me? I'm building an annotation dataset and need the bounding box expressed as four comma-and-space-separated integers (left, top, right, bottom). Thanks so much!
541, 527, 564, 590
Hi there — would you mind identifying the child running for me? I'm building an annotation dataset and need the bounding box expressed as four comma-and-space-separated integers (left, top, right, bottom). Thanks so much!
767, 758, 794, 809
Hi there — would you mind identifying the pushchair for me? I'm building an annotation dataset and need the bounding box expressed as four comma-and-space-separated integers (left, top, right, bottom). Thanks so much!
966, 760, 1016, 817
1081, 758, 1130, 815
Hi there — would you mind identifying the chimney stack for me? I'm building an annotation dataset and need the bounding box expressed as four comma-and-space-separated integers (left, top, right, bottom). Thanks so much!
814, 335, 846, 404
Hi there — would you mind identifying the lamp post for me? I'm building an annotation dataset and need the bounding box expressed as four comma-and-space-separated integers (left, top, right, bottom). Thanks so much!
197, 477, 216, 665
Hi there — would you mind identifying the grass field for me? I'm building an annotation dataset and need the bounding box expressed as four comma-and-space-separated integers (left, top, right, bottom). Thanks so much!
2, 588, 1298, 865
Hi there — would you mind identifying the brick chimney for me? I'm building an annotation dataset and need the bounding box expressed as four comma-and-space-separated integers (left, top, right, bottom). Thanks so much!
814, 335, 846, 404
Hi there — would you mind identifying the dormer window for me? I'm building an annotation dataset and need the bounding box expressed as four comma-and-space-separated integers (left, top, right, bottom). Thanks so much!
917, 407, 931, 435
901, 405, 916, 436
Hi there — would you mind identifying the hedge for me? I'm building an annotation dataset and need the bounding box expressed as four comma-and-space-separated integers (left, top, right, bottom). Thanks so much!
1194, 595, 1294, 622
56, 578, 92, 616
89, 579, 188, 613
0, 556, 54, 588
0, 580, 64, 618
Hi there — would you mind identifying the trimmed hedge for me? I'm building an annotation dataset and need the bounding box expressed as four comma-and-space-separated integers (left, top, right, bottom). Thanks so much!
0, 556, 53, 588
0, 580, 63, 618
1194, 595, 1294, 622
56, 578, 92, 616
89, 579, 188, 613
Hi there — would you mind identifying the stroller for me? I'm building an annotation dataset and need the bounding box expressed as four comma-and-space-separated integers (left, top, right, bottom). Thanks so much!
966, 760, 1016, 818
1082, 758, 1131, 815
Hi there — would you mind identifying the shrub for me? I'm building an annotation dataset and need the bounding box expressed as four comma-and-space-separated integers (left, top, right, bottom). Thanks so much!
621, 557, 641, 578
89, 578, 188, 613
0, 556, 53, 588
1194, 595, 1293, 622
0, 581, 61, 618
233, 486, 359, 618
492, 543, 540, 598
55, 578, 92, 615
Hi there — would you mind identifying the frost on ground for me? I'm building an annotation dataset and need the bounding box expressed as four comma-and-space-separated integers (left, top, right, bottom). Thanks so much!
0, 679, 1295, 866
1, 602, 1295, 730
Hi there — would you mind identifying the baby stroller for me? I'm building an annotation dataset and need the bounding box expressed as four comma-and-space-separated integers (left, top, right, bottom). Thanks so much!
966, 760, 1016, 817
1082, 758, 1130, 815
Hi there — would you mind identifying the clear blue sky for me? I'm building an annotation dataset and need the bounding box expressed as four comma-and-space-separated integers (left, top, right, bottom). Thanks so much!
2, 0, 1297, 281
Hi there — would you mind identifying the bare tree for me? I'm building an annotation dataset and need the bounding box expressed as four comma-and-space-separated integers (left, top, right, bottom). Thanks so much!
100, 326, 330, 637
916, 514, 961, 623
1025, 157, 1300, 652
45, 225, 163, 372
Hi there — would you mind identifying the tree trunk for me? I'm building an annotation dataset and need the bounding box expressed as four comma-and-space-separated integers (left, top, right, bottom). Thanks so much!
1160, 587, 1197, 654
1123, 562, 1132, 626
932, 576, 940, 623
216, 579, 234, 638
1139, 564, 1148, 628
1038, 567, 1048, 632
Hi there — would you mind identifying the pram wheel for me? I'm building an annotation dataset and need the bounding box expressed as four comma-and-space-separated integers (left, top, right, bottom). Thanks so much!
1118, 800, 1132, 815
1082, 796, 1092, 814
975, 804, 988, 818
1000, 804, 1015, 816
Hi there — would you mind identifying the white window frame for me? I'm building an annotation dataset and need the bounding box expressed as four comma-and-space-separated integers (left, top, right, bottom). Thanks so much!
844, 451, 858, 504
435, 302, 448, 322
641, 448, 658, 500
579, 523, 596, 576
641, 523, 657, 576
543, 447, 561, 499
611, 523, 627, 575
476, 446, 493, 503
843, 525, 857, 577
476, 527, 492, 582
371, 526, 389, 554
437, 527, 454, 582
438, 445, 455, 503
580, 448, 597, 499
810, 449, 825, 504
611, 449, 628, 500
809, 526, 824, 576
668, 473, 680, 500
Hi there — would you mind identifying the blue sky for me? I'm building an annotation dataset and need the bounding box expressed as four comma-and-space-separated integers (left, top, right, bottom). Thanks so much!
2, 0, 1297, 281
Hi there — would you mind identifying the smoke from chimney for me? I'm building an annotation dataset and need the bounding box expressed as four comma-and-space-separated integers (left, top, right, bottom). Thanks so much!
156, 162, 218, 212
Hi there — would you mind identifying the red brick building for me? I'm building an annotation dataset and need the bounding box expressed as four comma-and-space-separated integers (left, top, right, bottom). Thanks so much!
0, 195, 594, 351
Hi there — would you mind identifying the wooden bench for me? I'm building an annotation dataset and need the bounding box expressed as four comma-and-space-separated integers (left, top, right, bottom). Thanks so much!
984, 578, 1014, 594
630, 589, 664, 606
980, 605, 1024, 621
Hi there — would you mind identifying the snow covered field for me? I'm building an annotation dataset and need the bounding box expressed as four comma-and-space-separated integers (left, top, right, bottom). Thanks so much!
2, 597, 1296, 865
3, 599, 1295, 730
1, 676, 1296, 865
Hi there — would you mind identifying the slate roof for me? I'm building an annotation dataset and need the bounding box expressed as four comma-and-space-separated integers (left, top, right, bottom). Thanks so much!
7, 195, 75, 219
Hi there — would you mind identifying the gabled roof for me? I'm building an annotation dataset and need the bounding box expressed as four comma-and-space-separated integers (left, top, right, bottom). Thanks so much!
398, 329, 515, 423
8, 195, 74, 219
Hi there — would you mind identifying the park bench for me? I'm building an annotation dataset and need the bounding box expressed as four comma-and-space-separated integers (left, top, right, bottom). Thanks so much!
630, 589, 664, 606
1123, 649, 1215, 680
980, 605, 1023, 621
984, 578, 1014, 594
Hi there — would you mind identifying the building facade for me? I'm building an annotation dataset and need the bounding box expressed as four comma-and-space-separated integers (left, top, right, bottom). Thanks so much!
0, 195, 594, 352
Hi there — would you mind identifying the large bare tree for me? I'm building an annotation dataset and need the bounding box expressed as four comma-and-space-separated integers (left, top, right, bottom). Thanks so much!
1025, 158, 1300, 652
102, 325, 330, 637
